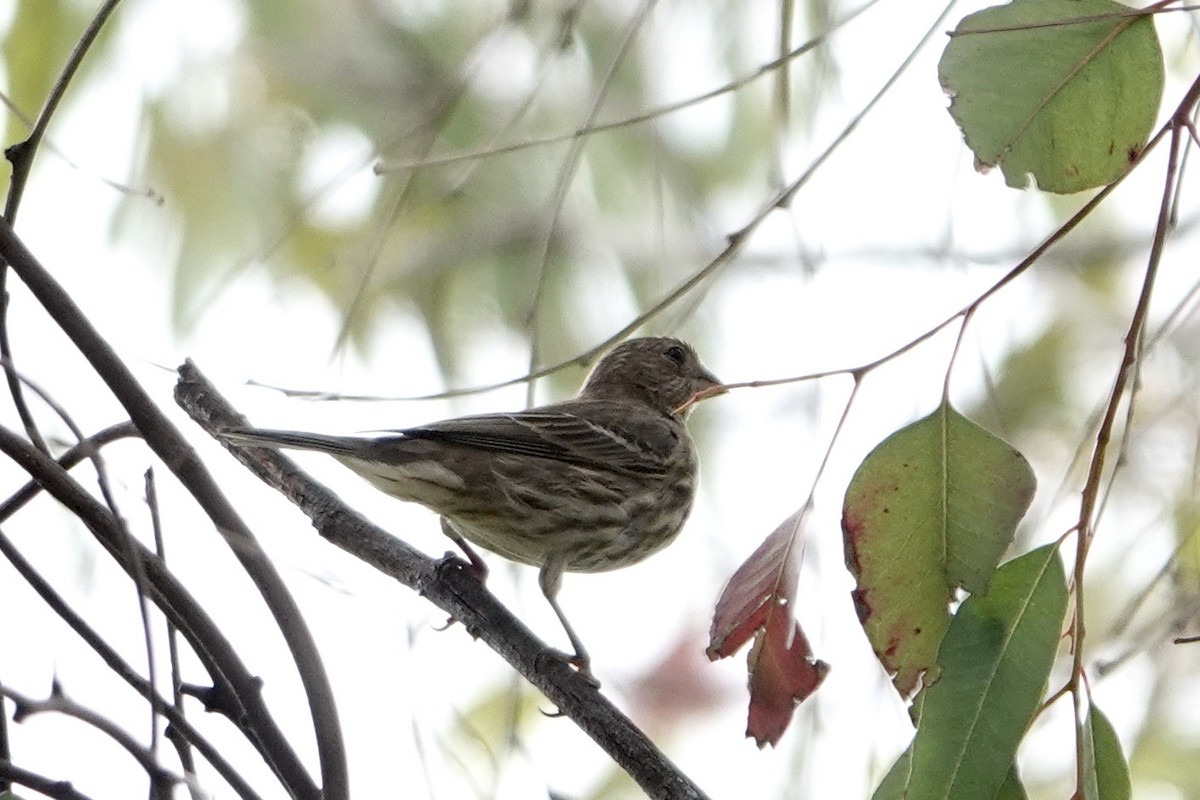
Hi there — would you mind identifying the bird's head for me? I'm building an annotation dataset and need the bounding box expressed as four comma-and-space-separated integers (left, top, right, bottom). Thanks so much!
580, 337, 723, 418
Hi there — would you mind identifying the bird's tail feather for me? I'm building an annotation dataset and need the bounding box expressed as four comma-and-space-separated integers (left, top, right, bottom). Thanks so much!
221, 428, 372, 457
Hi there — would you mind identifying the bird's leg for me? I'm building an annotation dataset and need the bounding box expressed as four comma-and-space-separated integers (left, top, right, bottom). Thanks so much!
538, 561, 600, 688
435, 518, 490, 632
440, 518, 489, 580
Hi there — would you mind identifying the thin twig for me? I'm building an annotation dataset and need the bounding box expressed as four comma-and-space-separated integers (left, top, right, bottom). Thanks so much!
0, 363, 164, 778
0, 424, 291, 799
1, 683, 179, 799
145, 468, 201, 799
0, 759, 98, 800
0, 522, 260, 799
0, 0, 125, 457
1067, 86, 1193, 794
524, 0, 659, 407
3, 0, 125, 222
374, 0, 880, 173
0, 422, 139, 523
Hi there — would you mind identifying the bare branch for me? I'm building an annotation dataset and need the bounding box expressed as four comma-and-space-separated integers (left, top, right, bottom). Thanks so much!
0, 424, 298, 798
0, 759, 98, 800
2, 682, 180, 799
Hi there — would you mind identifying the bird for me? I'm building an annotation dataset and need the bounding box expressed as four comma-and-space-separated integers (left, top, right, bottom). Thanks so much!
222, 336, 722, 681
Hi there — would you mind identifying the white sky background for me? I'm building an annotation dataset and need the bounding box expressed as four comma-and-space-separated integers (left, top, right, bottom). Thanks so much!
2, 0, 1200, 798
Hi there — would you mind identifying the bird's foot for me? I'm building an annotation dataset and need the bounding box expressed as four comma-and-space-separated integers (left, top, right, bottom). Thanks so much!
435, 550, 487, 582
536, 647, 601, 689
439, 519, 489, 580
432, 552, 484, 633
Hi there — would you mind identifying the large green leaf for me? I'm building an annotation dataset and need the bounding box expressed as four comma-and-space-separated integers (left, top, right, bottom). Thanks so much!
879, 545, 1067, 800
843, 403, 1036, 695
939, 0, 1163, 194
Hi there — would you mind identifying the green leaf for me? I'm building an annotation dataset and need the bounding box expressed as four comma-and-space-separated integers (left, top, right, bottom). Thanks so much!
903, 545, 1067, 800
1082, 704, 1132, 800
874, 754, 1028, 800
872, 746, 914, 800
938, 0, 1163, 194
994, 767, 1030, 800
843, 403, 1037, 695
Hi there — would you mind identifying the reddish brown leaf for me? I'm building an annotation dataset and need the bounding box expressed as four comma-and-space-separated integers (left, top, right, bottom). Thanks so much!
746, 607, 829, 748
707, 509, 803, 659
707, 509, 827, 745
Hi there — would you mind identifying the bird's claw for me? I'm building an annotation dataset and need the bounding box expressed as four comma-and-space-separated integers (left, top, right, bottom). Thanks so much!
535, 647, 601, 689
435, 551, 486, 582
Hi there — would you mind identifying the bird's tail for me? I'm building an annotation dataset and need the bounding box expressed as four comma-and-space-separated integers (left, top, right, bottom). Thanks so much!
221, 427, 373, 457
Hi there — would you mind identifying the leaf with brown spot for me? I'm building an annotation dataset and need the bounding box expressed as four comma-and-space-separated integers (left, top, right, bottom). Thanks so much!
842, 402, 1036, 696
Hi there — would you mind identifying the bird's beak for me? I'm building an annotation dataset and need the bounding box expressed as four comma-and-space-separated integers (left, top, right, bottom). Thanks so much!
675, 368, 726, 416
697, 367, 724, 395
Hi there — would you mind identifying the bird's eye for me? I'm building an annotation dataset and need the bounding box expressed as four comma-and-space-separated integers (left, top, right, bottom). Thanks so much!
664, 344, 687, 365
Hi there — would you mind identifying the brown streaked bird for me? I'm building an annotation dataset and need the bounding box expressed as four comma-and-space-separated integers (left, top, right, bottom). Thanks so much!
222, 336, 721, 680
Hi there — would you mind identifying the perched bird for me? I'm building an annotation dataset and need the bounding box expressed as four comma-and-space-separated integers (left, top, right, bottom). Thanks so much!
223, 336, 721, 679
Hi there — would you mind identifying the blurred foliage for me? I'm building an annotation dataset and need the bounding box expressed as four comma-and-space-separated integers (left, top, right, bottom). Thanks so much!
1174, 496, 1200, 593
5, 0, 1200, 798
974, 321, 1071, 437
101, 0, 783, 378
1131, 713, 1200, 797
2, 0, 95, 140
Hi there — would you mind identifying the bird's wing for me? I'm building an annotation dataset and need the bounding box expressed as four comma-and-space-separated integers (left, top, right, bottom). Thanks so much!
394, 400, 680, 475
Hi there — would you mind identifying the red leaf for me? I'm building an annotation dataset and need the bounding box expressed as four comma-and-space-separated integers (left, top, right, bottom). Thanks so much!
746, 608, 829, 748
707, 509, 828, 746
707, 509, 803, 659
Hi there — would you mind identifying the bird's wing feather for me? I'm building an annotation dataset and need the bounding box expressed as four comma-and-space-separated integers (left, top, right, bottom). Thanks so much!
394, 400, 679, 475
